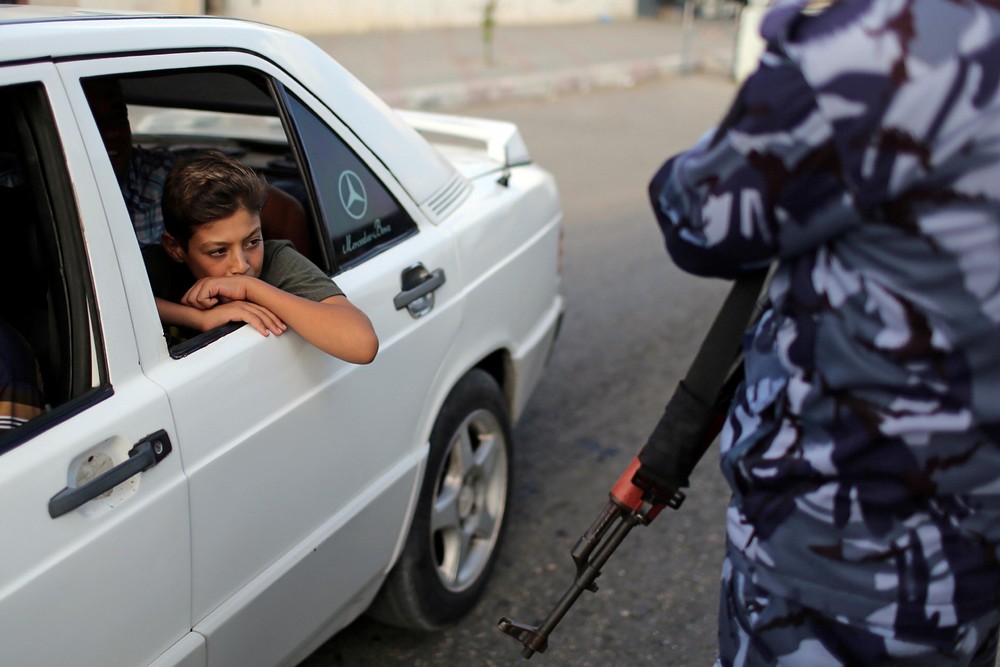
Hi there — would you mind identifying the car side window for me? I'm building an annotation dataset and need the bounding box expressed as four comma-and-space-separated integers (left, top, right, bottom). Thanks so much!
0, 83, 107, 454
78, 66, 413, 356
80, 68, 316, 356
281, 90, 417, 271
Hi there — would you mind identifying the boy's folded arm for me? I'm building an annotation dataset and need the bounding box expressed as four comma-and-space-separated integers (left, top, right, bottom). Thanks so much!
312, 295, 379, 364
256, 284, 378, 363
154, 296, 285, 337
221, 277, 376, 363
156, 296, 208, 331
168, 276, 379, 363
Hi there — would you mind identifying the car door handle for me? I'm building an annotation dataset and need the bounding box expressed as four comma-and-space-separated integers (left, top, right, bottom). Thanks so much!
48, 430, 173, 519
394, 264, 446, 317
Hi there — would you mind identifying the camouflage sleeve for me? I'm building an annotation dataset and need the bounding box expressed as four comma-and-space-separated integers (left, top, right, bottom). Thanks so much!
649, 43, 859, 279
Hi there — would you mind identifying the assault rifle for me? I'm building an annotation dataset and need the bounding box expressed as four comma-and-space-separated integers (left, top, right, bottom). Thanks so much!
499, 270, 768, 659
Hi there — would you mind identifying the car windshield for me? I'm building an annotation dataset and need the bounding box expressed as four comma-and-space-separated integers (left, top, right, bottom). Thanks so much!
130, 106, 287, 146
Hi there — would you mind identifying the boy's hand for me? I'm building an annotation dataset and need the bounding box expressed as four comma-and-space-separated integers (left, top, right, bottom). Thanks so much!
180, 277, 286, 337
196, 300, 286, 337
182, 276, 255, 310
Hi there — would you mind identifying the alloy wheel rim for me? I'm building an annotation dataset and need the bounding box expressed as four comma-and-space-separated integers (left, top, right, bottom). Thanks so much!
430, 408, 508, 593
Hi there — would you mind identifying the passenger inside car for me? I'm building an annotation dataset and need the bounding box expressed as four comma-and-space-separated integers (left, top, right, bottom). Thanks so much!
0, 94, 81, 426
143, 150, 379, 363
82, 76, 316, 260
0, 318, 45, 431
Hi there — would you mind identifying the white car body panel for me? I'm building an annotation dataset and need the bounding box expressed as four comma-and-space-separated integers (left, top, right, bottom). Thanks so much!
0, 8, 563, 667
434, 170, 564, 420
148, 634, 206, 667
191, 449, 424, 667
0, 60, 193, 667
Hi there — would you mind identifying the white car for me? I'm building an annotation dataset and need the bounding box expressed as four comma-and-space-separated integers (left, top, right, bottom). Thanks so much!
0, 7, 563, 667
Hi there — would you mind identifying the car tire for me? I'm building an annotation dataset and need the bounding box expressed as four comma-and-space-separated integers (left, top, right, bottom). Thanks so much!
368, 369, 512, 630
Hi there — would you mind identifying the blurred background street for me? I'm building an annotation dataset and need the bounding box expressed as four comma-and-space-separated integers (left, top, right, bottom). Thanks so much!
305, 14, 740, 110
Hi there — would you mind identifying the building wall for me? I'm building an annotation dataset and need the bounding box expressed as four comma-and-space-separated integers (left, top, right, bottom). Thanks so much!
30, 0, 203, 13
29, 0, 638, 32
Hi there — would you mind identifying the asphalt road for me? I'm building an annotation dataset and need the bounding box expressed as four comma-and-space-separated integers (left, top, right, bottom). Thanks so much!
300, 72, 740, 667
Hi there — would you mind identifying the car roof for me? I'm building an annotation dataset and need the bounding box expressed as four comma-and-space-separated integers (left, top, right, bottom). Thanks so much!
0, 7, 455, 208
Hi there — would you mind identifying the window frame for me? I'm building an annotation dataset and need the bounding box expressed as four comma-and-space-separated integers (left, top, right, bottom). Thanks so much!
78, 66, 309, 358
0, 82, 110, 456
276, 83, 419, 273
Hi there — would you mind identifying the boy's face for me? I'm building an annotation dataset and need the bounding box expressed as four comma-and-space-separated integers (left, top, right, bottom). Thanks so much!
163, 207, 265, 280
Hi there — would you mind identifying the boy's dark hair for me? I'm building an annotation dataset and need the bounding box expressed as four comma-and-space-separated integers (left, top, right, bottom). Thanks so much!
162, 150, 268, 247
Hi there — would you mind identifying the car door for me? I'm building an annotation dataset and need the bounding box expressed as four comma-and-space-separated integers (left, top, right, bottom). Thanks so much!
0, 66, 196, 667
61, 51, 463, 666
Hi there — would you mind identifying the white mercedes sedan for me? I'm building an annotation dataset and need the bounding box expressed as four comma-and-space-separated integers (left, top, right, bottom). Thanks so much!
0, 7, 563, 667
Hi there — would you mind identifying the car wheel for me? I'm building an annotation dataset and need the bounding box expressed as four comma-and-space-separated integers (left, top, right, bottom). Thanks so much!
368, 369, 512, 630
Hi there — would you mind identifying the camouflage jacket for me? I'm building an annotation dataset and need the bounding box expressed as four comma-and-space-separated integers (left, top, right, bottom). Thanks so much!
650, 0, 1000, 634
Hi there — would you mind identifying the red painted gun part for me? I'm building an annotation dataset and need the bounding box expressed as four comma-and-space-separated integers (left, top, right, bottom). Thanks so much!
610, 456, 665, 522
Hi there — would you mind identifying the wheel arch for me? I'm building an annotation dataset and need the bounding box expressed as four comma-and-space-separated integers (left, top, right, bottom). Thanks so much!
472, 348, 514, 414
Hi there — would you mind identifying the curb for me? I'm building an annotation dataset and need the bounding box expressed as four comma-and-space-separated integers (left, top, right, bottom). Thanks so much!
378, 51, 733, 110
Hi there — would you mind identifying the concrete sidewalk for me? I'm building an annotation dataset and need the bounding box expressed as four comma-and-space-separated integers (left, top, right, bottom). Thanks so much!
303, 14, 739, 110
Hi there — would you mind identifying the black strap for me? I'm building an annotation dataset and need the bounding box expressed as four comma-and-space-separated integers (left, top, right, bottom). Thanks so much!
684, 269, 768, 405
636, 269, 769, 492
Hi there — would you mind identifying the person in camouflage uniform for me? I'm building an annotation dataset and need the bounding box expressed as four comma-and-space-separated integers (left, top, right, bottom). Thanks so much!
648, 0, 1000, 663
